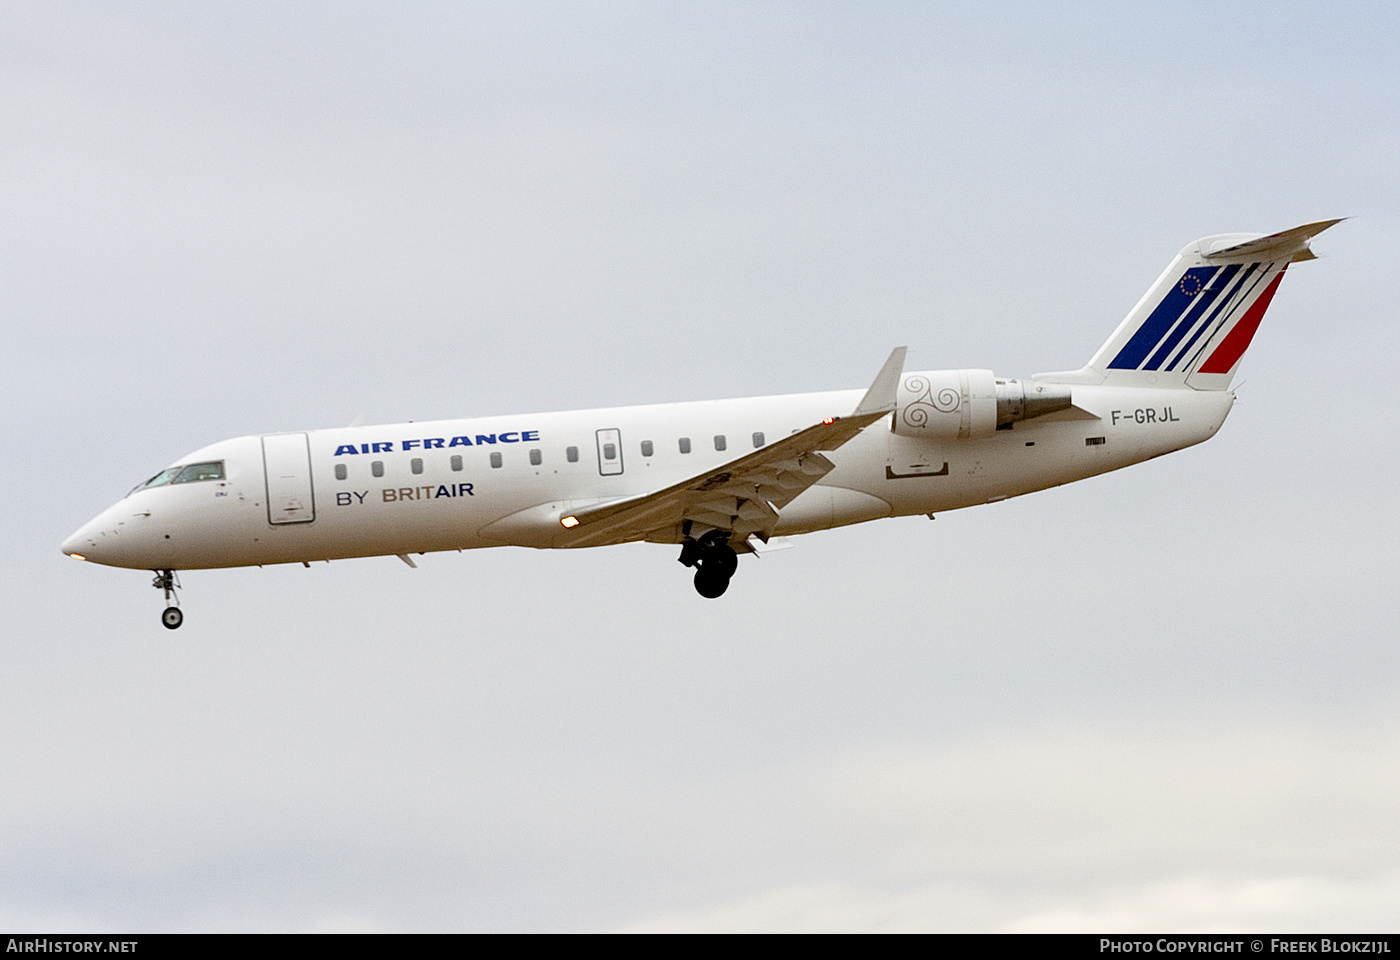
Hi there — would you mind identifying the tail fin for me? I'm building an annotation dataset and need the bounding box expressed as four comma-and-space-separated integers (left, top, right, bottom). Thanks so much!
1036, 220, 1342, 390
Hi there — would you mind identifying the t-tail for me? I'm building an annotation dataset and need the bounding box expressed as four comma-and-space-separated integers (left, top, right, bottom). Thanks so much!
1037, 220, 1343, 390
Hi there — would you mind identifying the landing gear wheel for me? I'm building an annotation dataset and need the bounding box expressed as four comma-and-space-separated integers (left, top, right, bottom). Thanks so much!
152, 569, 183, 630
694, 568, 730, 599
706, 544, 738, 579
681, 532, 739, 598
683, 537, 739, 598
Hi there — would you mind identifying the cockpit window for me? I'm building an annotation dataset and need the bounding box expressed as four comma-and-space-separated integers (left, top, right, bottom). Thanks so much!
140, 467, 181, 490
133, 461, 224, 495
173, 461, 224, 483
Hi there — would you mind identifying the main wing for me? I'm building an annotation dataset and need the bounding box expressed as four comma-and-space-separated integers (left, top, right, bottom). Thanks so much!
555, 348, 907, 549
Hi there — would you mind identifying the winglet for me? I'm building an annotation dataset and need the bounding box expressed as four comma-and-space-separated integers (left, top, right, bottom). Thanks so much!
853, 347, 907, 416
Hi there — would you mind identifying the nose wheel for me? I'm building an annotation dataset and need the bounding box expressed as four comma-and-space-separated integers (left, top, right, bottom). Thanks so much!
152, 569, 184, 629
679, 531, 739, 599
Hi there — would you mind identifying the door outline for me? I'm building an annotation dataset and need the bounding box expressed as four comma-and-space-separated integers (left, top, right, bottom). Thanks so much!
596, 428, 624, 476
262, 433, 316, 524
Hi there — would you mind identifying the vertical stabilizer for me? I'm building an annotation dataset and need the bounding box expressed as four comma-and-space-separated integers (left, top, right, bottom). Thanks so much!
1035, 220, 1341, 390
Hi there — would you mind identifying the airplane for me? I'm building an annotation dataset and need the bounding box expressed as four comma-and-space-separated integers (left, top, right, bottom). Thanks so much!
62, 220, 1341, 628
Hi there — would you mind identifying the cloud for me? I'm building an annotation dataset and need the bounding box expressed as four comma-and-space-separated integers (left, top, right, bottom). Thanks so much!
616, 715, 1400, 931
618, 875, 1400, 933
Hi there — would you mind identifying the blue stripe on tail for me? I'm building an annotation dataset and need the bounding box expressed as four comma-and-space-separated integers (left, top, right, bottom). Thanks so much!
1107, 266, 1219, 370
1173, 263, 1270, 373
1165, 262, 1257, 372
1143, 263, 1240, 370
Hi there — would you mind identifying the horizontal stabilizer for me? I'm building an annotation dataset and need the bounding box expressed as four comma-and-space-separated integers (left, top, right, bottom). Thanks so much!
1202, 218, 1345, 261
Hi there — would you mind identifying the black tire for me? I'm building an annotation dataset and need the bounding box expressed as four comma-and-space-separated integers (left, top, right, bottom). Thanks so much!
698, 544, 738, 579
693, 569, 730, 599
714, 544, 739, 578
161, 607, 184, 630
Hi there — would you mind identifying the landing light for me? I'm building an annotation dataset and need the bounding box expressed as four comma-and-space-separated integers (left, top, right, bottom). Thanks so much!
560, 516, 580, 528
68, 553, 87, 561
822, 417, 835, 425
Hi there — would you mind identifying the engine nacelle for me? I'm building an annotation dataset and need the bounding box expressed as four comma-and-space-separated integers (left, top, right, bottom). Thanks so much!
895, 369, 998, 440
895, 370, 1072, 440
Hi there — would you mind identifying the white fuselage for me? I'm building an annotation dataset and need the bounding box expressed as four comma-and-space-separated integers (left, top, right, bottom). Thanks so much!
62, 380, 1233, 572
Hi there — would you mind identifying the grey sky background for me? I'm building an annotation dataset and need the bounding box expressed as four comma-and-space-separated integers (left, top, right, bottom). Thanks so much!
3, 1, 1398, 932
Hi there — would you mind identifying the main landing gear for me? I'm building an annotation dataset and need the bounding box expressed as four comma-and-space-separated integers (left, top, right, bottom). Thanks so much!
153, 569, 183, 630
678, 531, 739, 599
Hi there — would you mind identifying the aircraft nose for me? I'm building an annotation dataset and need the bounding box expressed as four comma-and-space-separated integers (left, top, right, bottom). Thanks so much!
60, 503, 146, 566
61, 517, 101, 560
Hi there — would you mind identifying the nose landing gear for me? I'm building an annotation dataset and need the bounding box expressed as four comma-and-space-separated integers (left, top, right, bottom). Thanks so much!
679, 531, 739, 599
153, 569, 183, 629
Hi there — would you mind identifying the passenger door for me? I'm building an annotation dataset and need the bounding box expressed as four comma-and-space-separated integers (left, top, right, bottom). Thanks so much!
262, 433, 316, 524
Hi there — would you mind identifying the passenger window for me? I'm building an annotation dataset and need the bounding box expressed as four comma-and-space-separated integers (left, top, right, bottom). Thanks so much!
411, 458, 423, 475
640, 440, 654, 457
529, 449, 542, 466
334, 464, 347, 481
714, 435, 727, 452
490, 452, 502, 468
752, 432, 765, 448
679, 437, 691, 454
566, 446, 579, 463
173, 461, 224, 483
372, 460, 384, 478
602, 443, 617, 460
450, 455, 463, 472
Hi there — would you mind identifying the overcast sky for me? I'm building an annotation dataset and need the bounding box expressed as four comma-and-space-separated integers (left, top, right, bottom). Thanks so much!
3, 1, 1399, 932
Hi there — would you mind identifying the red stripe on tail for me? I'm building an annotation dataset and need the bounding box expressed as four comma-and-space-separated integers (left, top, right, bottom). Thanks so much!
1197, 267, 1287, 374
